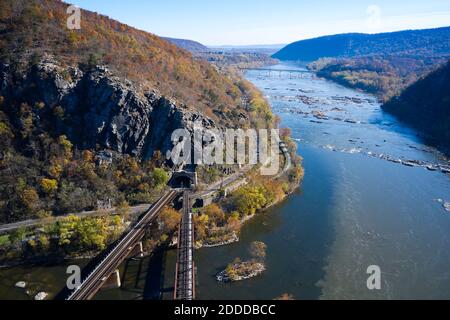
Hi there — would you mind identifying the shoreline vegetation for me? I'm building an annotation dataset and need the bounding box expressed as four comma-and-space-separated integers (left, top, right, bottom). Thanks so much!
216, 241, 267, 283
308, 56, 448, 102
0, 128, 303, 266
0, 202, 181, 266
194, 135, 303, 250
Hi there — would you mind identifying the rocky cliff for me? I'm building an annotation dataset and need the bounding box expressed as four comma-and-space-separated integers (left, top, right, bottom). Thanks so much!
0, 56, 218, 161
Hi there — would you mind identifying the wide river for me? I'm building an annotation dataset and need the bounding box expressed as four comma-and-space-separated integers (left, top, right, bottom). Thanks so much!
1, 62, 450, 300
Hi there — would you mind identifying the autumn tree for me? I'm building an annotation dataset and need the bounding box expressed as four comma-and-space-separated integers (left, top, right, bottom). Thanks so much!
20, 187, 39, 210
82, 150, 94, 162
249, 241, 267, 262
231, 184, 268, 217
194, 214, 209, 241
159, 207, 181, 235
202, 204, 225, 227
226, 212, 241, 232
40, 178, 58, 194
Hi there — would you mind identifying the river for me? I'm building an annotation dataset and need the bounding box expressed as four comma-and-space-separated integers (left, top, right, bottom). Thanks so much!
192, 62, 450, 300
1, 62, 450, 300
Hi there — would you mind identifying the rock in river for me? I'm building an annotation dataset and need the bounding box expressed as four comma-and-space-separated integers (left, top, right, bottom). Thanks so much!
444, 202, 450, 212
34, 292, 48, 300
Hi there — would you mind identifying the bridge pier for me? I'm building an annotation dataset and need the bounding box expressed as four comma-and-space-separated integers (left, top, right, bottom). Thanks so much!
127, 241, 144, 259
66, 190, 180, 300
101, 269, 122, 290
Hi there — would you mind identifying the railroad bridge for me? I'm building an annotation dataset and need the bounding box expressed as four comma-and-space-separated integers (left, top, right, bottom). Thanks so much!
174, 191, 195, 300
66, 188, 196, 300
239, 67, 312, 79
66, 190, 180, 300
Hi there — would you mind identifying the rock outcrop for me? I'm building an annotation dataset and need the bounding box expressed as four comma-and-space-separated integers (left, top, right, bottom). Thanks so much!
0, 56, 217, 160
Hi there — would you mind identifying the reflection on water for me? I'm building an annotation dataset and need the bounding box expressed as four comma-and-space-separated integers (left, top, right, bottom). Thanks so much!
1, 62, 450, 300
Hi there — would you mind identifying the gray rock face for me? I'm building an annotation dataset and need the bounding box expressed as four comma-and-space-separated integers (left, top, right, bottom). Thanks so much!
0, 64, 10, 94
0, 56, 217, 160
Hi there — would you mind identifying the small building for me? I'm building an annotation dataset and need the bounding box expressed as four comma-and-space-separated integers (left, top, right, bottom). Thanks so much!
97, 198, 112, 210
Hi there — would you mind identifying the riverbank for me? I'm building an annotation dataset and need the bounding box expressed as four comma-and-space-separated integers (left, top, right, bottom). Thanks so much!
184, 62, 450, 300
194, 143, 303, 250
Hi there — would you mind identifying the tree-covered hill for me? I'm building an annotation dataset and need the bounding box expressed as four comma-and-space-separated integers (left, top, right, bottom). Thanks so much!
273, 26, 450, 61
308, 55, 448, 101
162, 37, 209, 52
0, 0, 244, 115
0, 0, 278, 223
382, 60, 450, 154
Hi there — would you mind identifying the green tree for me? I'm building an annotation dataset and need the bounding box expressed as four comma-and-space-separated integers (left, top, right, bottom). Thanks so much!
116, 201, 131, 221
231, 185, 268, 216
9, 227, 27, 247
76, 217, 108, 251
152, 168, 169, 189
38, 234, 50, 253
56, 215, 80, 247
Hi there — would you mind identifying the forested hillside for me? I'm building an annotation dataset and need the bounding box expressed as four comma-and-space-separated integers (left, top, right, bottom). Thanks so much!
308, 55, 448, 101
273, 27, 450, 61
0, 0, 279, 224
382, 61, 450, 154
162, 37, 209, 52
0, 0, 245, 115
274, 27, 450, 101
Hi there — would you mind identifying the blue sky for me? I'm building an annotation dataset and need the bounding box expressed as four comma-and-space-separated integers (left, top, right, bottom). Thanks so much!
68, 0, 450, 45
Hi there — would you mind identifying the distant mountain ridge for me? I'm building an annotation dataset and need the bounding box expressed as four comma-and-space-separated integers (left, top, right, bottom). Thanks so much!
273, 26, 450, 61
162, 37, 209, 52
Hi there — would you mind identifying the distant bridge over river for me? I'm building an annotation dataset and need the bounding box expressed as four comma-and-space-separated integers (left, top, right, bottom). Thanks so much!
240, 67, 313, 79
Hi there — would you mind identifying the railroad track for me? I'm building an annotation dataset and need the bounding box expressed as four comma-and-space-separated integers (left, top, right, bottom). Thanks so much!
174, 191, 195, 300
67, 190, 179, 300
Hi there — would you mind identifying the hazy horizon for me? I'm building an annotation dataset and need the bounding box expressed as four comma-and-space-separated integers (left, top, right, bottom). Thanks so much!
205, 25, 450, 48
67, 0, 450, 46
